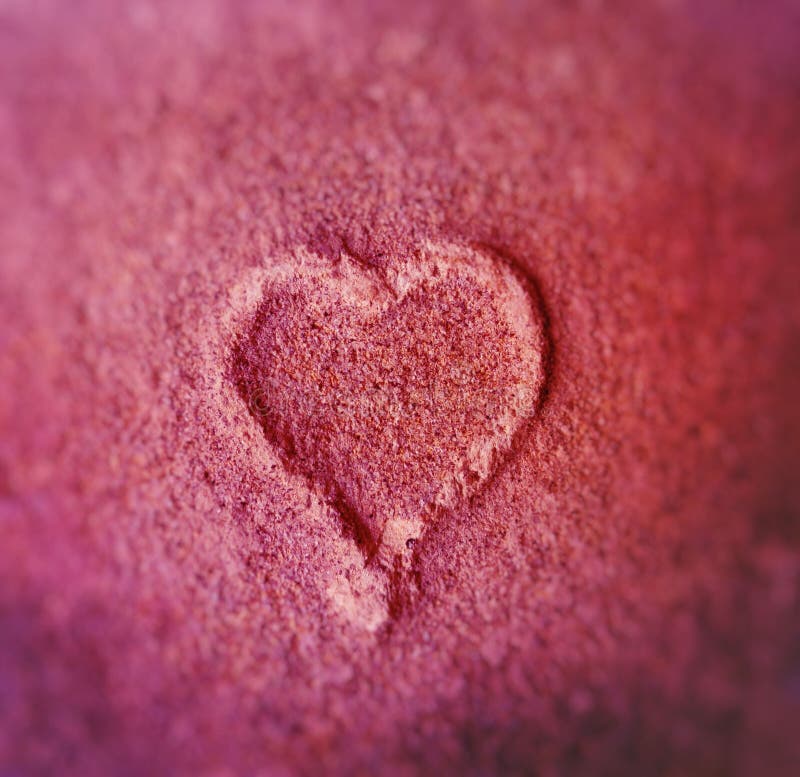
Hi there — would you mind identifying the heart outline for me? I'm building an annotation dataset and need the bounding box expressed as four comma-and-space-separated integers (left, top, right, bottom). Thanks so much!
230, 240, 553, 615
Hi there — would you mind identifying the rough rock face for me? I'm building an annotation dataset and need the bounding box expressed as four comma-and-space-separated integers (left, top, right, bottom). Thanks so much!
1, 0, 799, 776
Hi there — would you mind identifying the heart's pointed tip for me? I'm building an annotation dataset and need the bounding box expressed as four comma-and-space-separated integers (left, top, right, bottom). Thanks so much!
376, 515, 424, 565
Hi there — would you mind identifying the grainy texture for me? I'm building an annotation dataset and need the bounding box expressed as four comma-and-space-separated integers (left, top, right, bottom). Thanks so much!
232, 243, 547, 615
1, 0, 799, 775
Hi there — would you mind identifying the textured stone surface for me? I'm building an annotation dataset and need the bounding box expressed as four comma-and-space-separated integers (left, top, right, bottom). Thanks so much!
1, 1, 799, 775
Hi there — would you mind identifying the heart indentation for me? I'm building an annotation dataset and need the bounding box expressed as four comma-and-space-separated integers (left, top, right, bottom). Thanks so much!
233, 242, 547, 605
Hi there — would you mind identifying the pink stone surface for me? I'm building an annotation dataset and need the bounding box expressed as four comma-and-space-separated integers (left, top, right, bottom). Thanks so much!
1, 1, 799, 775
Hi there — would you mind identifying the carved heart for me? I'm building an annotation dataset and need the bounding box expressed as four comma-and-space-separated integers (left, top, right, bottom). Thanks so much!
234, 242, 547, 577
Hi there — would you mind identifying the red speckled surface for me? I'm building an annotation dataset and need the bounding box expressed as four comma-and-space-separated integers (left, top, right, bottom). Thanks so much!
231, 242, 548, 613
1, 1, 799, 775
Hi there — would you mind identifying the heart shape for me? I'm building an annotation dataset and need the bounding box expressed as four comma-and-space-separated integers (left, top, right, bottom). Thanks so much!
233, 242, 547, 586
